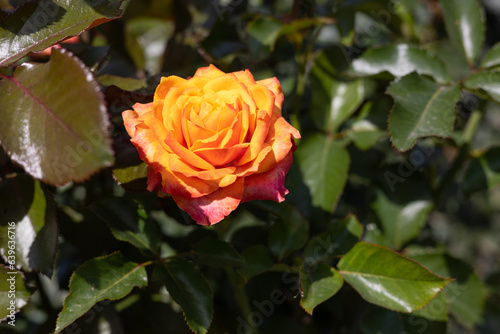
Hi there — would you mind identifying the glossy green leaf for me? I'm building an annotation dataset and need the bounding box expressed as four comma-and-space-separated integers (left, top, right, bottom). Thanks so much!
349, 44, 451, 84
387, 72, 460, 152
237, 245, 274, 281
406, 248, 486, 327
0, 266, 31, 322
246, 16, 283, 59
295, 134, 350, 212
0, 48, 114, 185
265, 202, 308, 260
464, 71, 500, 103
91, 198, 161, 258
0, 0, 124, 66
0, 175, 57, 276
480, 42, 500, 68
55, 252, 148, 333
439, 0, 485, 66
303, 214, 363, 266
310, 64, 365, 132
191, 238, 245, 268
154, 257, 213, 334
462, 147, 500, 194
371, 191, 432, 249
300, 263, 343, 314
338, 242, 451, 313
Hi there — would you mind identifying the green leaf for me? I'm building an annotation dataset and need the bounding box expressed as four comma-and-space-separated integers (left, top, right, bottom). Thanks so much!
0, 0, 124, 66
191, 238, 245, 268
480, 42, 500, 68
337, 242, 451, 313
112, 163, 148, 185
237, 245, 275, 281
462, 147, 500, 194
265, 202, 308, 260
97, 74, 147, 91
154, 257, 213, 334
406, 248, 486, 328
246, 16, 283, 59
300, 263, 343, 314
387, 72, 460, 152
371, 191, 432, 249
91, 198, 161, 258
464, 71, 500, 103
0, 48, 114, 185
348, 119, 387, 151
0, 266, 31, 322
348, 44, 451, 84
55, 252, 148, 333
439, 0, 485, 66
295, 134, 350, 212
303, 214, 363, 266
310, 65, 365, 132
0, 175, 57, 276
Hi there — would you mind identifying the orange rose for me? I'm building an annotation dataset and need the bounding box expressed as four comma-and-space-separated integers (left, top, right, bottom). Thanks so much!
122, 65, 300, 225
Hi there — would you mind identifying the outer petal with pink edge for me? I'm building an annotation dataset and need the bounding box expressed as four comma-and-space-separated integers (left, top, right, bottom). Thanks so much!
241, 151, 294, 203
172, 178, 245, 225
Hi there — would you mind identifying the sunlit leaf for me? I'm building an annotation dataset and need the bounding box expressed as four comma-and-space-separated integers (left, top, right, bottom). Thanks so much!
0, 0, 124, 66
295, 134, 350, 212
0, 175, 57, 276
480, 42, 500, 68
0, 266, 31, 322
439, 0, 485, 66
387, 72, 460, 152
406, 248, 486, 327
464, 71, 500, 103
338, 242, 451, 313
300, 263, 343, 314
349, 44, 451, 84
371, 191, 432, 249
0, 48, 114, 185
55, 252, 148, 333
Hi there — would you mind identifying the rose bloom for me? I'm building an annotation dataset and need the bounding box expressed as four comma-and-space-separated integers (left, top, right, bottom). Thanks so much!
123, 65, 300, 225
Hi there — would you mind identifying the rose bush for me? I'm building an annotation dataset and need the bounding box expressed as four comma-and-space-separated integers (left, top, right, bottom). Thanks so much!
122, 65, 300, 225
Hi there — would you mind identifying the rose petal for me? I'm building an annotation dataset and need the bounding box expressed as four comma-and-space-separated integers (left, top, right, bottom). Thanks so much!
194, 64, 226, 79
233, 69, 256, 86
173, 178, 245, 225
168, 155, 235, 181
164, 131, 215, 170
124, 106, 217, 198
248, 83, 275, 114
236, 109, 272, 165
154, 76, 186, 101
194, 143, 249, 166
254, 113, 301, 173
256, 77, 284, 116
241, 151, 294, 203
